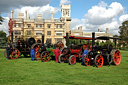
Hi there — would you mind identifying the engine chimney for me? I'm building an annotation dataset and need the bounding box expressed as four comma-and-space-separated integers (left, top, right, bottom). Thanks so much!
42, 35, 44, 46
92, 32, 95, 49
66, 33, 69, 47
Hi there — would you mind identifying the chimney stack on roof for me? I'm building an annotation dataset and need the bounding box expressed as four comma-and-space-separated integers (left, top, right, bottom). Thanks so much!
106, 28, 108, 33
11, 11, 13, 19
25, 10, 27, 19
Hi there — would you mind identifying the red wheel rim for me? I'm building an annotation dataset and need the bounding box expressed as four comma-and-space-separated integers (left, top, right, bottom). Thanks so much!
70, 56, 76, 64
35, 52, 41, 60
10, 49, 20, 59
96, 55, 103, 67
41, 52, 50, 62
85, 56, 91, 66
113, 50, 121, 65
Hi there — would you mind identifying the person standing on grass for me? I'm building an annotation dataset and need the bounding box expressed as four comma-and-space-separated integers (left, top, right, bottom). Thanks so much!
54, 45, 61, 63
30, 47, 35, 61
81, 45, 89, 65
6, 44, 11, 59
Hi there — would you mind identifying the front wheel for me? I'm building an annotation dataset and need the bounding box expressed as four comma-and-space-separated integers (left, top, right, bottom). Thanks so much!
94, 54, 104, 68
35, 52, 41, 60
69, 55, 76, 65
58, 54, 64, 63
41, 51, 50, 62
84, 55, 91, 66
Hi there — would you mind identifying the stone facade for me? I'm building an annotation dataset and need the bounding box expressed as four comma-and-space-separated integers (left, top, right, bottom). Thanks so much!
71, 26, 113, 41
9, 4, 71, 44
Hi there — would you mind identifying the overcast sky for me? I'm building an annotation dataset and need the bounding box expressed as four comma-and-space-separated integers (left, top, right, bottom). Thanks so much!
0, 0, 128, 35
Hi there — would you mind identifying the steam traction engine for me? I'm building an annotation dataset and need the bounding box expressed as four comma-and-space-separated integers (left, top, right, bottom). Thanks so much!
84, 32, 121, 67
35, 40, 64, 62
59, 33, 92, 65
4, 33, 42, 59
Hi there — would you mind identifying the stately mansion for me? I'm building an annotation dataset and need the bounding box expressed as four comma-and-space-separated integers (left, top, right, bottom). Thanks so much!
9, 4, 113, 44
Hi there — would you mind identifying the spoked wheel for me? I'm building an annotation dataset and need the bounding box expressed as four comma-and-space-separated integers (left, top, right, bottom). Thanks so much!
58, 54, 65, 63
69, 55, 76, 65
57, 41, 64, 49
41, 51, 50, 62
10, 48, 20, 59
94, 54, 104, 68
111, 50, 121, 65
84, 55, 91, 66
35, 52, 41, 60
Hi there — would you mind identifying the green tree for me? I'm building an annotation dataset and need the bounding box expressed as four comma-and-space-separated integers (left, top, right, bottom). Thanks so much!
0, 15, 4, 25
119, 20, 128, 42
0, 30, 8, 48
0, 30, 7, 38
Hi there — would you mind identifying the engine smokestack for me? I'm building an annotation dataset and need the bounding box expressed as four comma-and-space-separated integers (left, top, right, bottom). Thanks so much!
92, 32, 95, 50
42, 35, 44, 46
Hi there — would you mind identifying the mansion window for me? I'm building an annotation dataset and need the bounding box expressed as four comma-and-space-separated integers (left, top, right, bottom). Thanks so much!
56, 24, 62, 28
14, 24, 22, 28
47, 24, 51, 28
56, 33, 62, 36
27, 24, 31, 28
47, 31, 51, 35
14, 31, 21, 35
36, 24, 43, 28
27, 31, 31, 35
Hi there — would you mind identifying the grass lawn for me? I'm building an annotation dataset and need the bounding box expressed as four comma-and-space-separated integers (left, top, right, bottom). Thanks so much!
0, 49, 128, 85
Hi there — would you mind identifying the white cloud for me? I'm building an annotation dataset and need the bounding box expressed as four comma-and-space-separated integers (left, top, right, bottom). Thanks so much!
119, 14, 128, 23
71, 1, 125, 35
13, 4, 60, 19
0, 17, 9, 35
70, 18, 81, 30
60, 0, 71, 6
85, 2, 124, 25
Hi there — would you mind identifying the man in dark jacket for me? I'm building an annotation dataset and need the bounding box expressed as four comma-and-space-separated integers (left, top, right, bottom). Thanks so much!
6, 44, 11, 59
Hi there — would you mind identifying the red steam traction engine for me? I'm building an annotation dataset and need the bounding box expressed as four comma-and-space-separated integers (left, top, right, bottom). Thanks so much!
58, 33, 93, 65
84, 32, 121, 67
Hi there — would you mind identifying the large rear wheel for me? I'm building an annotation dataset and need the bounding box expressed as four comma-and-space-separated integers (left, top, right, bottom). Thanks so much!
111, 50, 121, 65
